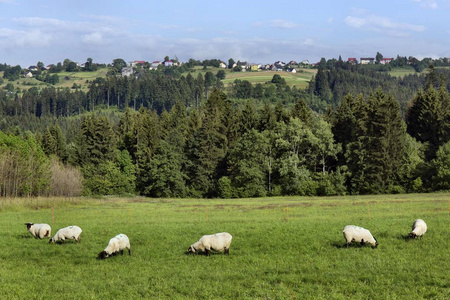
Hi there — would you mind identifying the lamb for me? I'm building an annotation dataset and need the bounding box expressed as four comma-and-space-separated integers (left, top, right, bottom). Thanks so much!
49, 225, 82, 244
97, 234, 131, 259
188, 232, 232, 255
343, 225, 378, 248
25, 223, 51, 239
409, 219, 427, 239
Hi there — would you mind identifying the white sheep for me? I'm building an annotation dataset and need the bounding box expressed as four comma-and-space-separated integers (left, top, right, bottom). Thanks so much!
49, 225, 82, 244
97, 234, 131, 259
343, 225, 378, 248
25, 223, 51, 239
409, 219, 427, 239
188, 232, 232, 255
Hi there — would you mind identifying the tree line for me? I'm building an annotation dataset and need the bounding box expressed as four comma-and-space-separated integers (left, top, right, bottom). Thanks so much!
1, 70, 449, 197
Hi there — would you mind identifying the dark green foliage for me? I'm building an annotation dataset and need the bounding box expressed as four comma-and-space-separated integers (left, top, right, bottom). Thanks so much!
229, 129, 268, 198
406, 80, 450, 160
1, 62, 450, 197
431, 141, 450, 190
41, 124, 66, 160
346, 90, 407, 194
3, 65, 22, 81
82, 150, 135, 195
73, 115, 116, 166
0, 131, 50, 196
216, 70, 226, 80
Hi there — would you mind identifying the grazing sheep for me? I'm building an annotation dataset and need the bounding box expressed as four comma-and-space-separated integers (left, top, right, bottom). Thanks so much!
97, 234, 131, 259
49, 226, 82, 244
409, 219, 427, 239
188, 232, 232, 256
25, 223, 51, 239
343, 225, 378, 248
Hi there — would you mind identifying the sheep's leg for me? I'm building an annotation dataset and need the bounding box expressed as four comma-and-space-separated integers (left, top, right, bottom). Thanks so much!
224, 248, 229, 255
205, 249, 210, 256
128, 248, 131, 256
120, 250, 124, 255
360, 239, 365, 246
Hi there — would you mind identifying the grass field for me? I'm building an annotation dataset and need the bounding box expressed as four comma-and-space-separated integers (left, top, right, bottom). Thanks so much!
388, 67, 419, 78
1, 193, 449, 299
0, 69, 109, 93
222, 70, 316, 89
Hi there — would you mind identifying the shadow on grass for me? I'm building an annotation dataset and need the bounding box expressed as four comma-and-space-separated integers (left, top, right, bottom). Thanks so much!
19, 233, 33, 239
330, 242, 372, 249
184, 251, 228, 256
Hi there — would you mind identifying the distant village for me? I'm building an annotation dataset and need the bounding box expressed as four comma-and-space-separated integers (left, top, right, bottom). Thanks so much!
14, 55, 449, 79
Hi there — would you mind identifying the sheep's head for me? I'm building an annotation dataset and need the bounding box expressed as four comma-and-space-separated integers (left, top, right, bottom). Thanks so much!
97, 251, 109, 260
49, 238, 55, 244
25, 223, 33, 230
188, 245, 196, 253
408, 232, 417, 239
371, 237, 378, 248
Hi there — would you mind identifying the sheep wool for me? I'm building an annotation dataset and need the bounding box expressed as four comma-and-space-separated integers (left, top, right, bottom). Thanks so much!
49, 226, 82, 244
188, 232, 232, 255
25, 223, 51, 239
409, 219, 427, 239
343, 225, 378, 248
98, 234, 131, 259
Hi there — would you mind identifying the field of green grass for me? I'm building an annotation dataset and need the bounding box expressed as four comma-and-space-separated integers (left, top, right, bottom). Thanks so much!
389, 67, 419, 78
0, 69, 109, 93
1, 193, 448, 299
222, 70, 316, 89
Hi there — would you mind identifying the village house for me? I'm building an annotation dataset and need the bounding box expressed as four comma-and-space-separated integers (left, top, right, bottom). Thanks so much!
380, 58, 393, 64
131, 61, 146, 67
150, 61, 161, 69
347, 58, 358, 65
360, 57, 375, 64
121, 66, 134, 77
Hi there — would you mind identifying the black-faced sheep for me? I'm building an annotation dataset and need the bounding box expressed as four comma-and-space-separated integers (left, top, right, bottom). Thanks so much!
343, 225, 378, 248
25, 223, 51, 239
97, 234, 131, 259
409, 219, 427, 239
49, 225, 82, 244
188, 232, 232, 256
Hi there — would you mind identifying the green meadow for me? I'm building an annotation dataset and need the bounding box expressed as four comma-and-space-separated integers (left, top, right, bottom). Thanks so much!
223, 70, 316, 89
0, 193, 449, 299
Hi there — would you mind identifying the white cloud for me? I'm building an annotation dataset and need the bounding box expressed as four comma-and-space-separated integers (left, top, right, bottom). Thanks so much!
345, 15, 425, 37
412, 0, 438, 9
269, 19, 300, 29
82, 32, 103, 45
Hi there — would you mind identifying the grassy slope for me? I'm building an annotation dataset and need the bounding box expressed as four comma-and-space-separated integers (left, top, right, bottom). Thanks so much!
1, 67, 315, 94
0, 193, 449, 299
222, 69, 316, 89
0, 69, 109, 93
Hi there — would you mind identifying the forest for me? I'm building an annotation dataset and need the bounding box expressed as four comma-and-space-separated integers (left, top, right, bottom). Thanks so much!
0, 59, 449, 198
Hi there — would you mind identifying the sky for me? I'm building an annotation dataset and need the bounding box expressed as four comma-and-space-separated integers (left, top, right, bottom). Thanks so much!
1, 0, 450, 67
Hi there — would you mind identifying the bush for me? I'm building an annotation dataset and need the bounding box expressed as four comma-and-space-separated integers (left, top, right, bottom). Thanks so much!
218, 176, 233, 198
48, 157, 83, 196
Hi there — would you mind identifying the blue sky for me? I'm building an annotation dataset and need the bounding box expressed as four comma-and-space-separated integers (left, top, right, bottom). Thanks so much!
1, 0, 449, 67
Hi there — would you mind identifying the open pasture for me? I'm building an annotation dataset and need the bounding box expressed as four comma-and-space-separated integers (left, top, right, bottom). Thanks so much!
222, 70, 316, 89
0, 193, 449, 299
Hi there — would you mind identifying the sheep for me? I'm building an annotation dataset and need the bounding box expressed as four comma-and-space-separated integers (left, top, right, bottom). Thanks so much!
343, 225, 378, 248
49, 225, 82, 244
25, 223, 51, 239
97, 234, 131, 259
409, 219, 427, 239
188, 232, 232, 256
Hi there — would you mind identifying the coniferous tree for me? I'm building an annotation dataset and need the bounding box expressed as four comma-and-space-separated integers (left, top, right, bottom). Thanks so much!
189, 89, 229, 197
